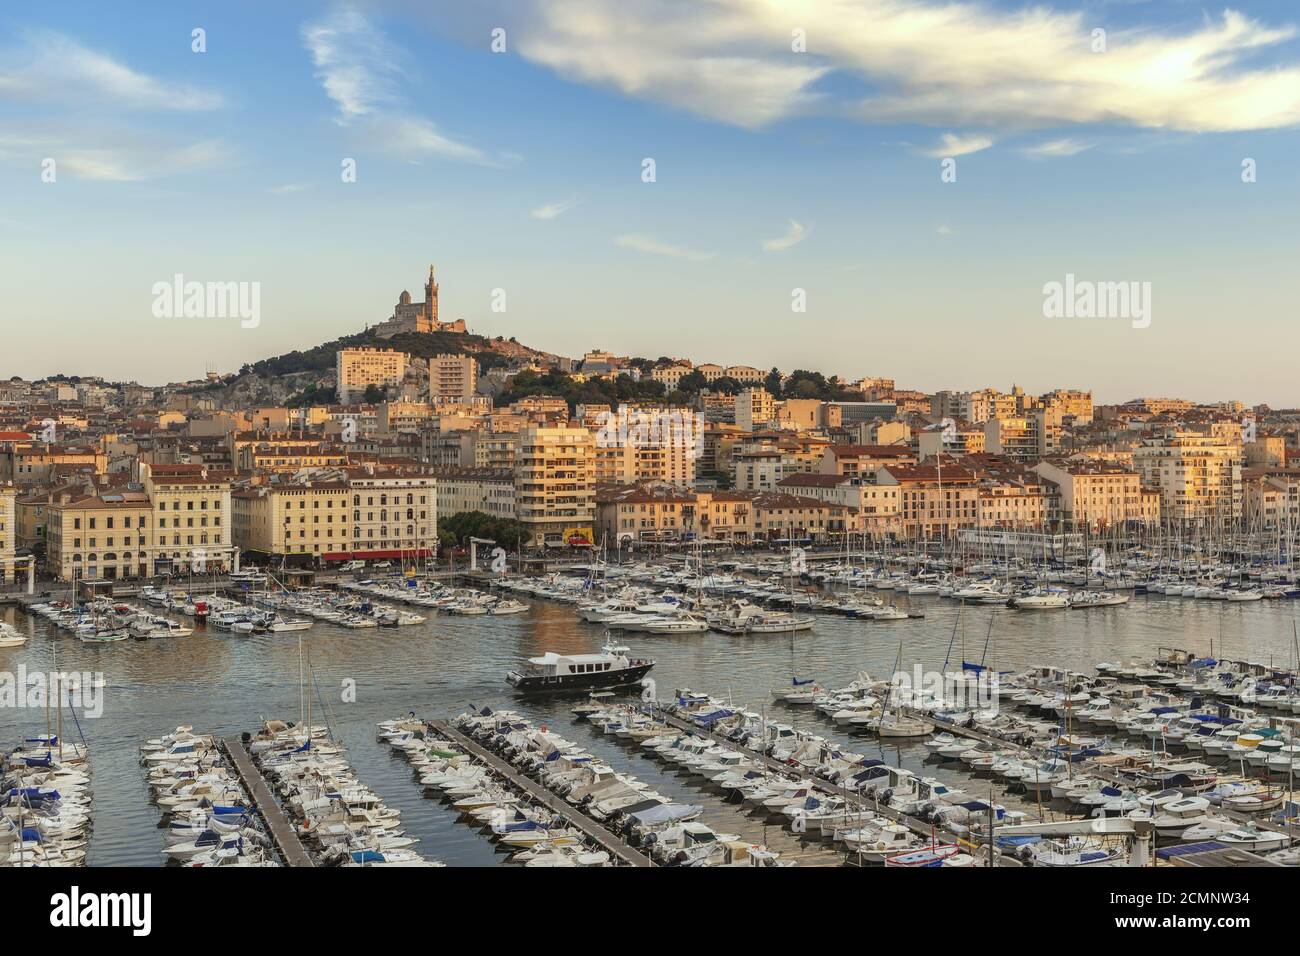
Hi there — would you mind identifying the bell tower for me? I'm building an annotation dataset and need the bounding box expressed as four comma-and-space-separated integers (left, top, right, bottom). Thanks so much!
423, 264, 439, 331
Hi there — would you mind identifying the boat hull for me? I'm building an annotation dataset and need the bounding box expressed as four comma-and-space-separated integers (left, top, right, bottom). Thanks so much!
506, 662, 655, 696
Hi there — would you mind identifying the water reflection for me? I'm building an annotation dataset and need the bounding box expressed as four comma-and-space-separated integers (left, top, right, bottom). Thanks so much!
1, 590, 1297, 865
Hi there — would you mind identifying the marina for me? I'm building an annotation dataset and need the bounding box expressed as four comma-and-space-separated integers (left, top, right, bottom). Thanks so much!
6, 558, 1300, 866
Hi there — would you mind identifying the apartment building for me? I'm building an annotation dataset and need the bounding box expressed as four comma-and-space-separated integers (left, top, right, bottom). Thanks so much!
0, 483, 15, 583
433, 467, 516, 520
1033, 460, 1161, 531
877, 463, 981, 538
734, 387, 776, 431
819, 444, 915, 478
1134, 428, 1243, 522
343, 465, 437, 558
46, 491, 153, 581
1243, 467, 1300, 530
596, 484, 698, 543
515, 424, 595, 546
142, 463, 235, 575
336, 347, 407, 403
232, 481, 351, 564
429, 354, 478, 401
777, 472, 902, 535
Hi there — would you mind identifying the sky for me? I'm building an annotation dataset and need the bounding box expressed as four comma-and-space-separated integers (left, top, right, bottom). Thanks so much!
2, 0, 1300, 405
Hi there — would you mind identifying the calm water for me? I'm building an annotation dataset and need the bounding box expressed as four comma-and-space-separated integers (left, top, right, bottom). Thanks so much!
3, 587, 1298, 866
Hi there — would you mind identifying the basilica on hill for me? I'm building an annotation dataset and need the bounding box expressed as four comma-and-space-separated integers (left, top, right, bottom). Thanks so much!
374, 265, 467, 338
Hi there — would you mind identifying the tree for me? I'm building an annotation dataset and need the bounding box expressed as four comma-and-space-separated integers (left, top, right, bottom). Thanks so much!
362, 383, 385, 403
439, 511, 525, 550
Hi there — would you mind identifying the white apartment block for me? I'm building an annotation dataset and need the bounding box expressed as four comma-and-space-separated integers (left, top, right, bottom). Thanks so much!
336, 347, 407, 403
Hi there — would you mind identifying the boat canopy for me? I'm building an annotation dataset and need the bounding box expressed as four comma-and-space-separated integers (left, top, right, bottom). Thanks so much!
630, 804, 703, 825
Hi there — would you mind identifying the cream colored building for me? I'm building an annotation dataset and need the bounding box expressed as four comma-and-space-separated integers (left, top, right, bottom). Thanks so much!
0, 484, 16, 583
1135, 429, 1243, 522
1033, 460, 1160, 530
232, 482, 351, 562
735, 388, 776, 431
515, 424, 595, 546
46, 492, 153, 582
429, 353, 478, 401
433, 468, 516, 519
344, 466, 437, 558
142, 463, 235, 574
336, 347, 407, 403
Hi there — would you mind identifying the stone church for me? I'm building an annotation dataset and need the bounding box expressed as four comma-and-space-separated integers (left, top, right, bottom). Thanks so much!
375, 265, 467, 337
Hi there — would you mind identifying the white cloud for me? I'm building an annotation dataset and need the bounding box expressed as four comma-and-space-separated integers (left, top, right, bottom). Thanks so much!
303, 6, 496, 164
0, 131, 228, 181
270, 182, 311, 194
761, 219, 809, 252
1021, 138, 1094, 158
919, 132, 994, 158
615, 233, 714, 262
936, 224, 954, 237
0, 32, 223, 110
531, 198, 579, 220
431, 2, 1300, 134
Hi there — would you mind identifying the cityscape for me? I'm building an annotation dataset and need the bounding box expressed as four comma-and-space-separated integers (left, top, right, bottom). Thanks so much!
3, 0, 1299, 928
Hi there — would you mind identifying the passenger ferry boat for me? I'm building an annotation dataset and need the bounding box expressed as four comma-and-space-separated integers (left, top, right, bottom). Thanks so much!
506, 642, 654, 695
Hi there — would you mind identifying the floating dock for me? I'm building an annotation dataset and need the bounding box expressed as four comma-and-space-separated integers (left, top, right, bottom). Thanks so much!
221, 734, 315, 868
649, 704, 1019, 865
427, 719, 654, 867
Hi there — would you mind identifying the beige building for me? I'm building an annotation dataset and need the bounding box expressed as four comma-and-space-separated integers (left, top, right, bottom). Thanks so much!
735, 388, 776, 431
1135, 428, 1243, 522
1243, 467, 1300, 530
336, 347, 407, 403
515, 424, 595, 546
429, 353, 478, 402
0, 484, 15, 583
232, 481, 351, 563
433, 467, 516, 520
343, 466, 437, 559
142, 463, 235, 575
1033, 460, 1160, 531
46, 492, 153, 582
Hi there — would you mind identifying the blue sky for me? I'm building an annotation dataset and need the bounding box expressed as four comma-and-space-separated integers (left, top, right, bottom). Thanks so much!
2, 0, 1300, 404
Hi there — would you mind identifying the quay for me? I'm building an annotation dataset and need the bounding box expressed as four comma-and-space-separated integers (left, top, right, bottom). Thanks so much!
427, 719, 654, 867
649, 704, 1021, 866
220, 734, 315, 868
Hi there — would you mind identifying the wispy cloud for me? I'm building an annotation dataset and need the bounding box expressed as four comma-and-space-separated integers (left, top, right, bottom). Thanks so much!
270, 182, 311, 195
302, 6, 499, 165
761, 219, 809, 252
434, 2, 1300, 134
1020, 138, 1094, 158
919, 132, 994, 158
531, 198, 579, 220
0, 130, 229, 181
936, 224, 954, 237
0, 32, 223, 111
615, 234, 714, 262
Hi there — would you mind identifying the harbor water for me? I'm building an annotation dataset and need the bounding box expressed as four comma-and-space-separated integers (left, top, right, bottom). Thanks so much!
3, 590, 1297, 866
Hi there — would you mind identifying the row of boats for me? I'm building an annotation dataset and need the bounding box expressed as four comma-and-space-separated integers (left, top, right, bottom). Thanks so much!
1, 733, 91, 866
141, 726, 277, 867
341, 579, 528, 616
441, 708, 791, 866
574, 695, 980, 865
249, 720, 438, 867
